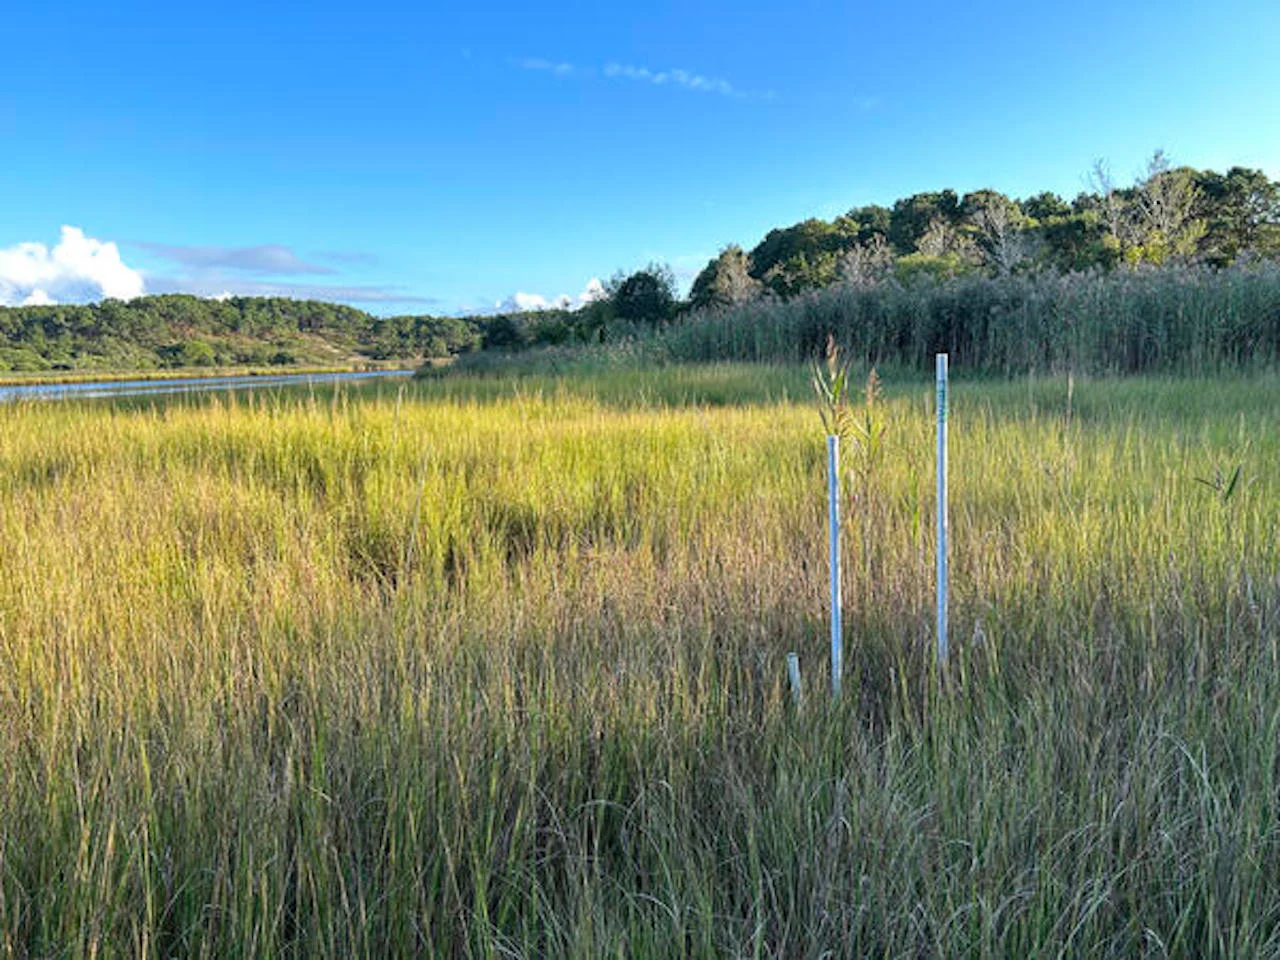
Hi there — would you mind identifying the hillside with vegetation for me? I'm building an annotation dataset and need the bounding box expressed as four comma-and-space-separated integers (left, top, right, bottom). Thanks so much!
0, 294, 481, 373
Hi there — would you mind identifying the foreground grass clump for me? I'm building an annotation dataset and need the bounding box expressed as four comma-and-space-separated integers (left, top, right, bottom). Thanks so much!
1, 366, 1279, 957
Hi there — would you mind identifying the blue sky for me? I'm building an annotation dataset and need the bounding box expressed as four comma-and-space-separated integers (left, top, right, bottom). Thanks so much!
1, 0, 1277, 314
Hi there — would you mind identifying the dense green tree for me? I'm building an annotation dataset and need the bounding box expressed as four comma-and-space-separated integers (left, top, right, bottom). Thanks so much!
761, 250, 840, 297
747, 219, 856, 279
893, 251, 972, 284
958, 189, 1015, 222
481, 314, 531, 350
1193, 166, 1280, 265
689, 245, 763, 310
845, 204, 893, 242
1122, 153, 1205, 266
889, 190, 962, 253
608, 263, 678, 325
574, 298, 614, 343
1021, 191, 1071, 223
742, 218, 872, 296
181, 339, 216, 367
1038, 212, 1117, 271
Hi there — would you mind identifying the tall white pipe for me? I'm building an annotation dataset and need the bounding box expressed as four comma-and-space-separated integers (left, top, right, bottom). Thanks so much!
828, 434, 842, 695
936, 353, 949, 664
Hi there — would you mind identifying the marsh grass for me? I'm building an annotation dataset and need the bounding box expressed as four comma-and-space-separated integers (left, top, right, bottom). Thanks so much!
0, 367, 1279, 956
657, 264, 1280, 375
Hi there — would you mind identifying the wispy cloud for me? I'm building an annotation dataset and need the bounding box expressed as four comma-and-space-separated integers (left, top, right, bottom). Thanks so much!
316, 250, 379, 267
134, 241, 410, 302
604, 63, 736, 97
145, 275, 438, 305
135, 242, 334, 276
516, 57, 770, 99
516, 57, 575, 77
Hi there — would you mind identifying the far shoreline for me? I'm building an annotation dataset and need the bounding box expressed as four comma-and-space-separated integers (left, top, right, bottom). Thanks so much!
0, 359, 421, 388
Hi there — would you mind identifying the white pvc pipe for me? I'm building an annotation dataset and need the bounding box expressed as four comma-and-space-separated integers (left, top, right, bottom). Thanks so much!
787, 652, 802, 705
828, 434, 842, 696
936, 353, 949, 664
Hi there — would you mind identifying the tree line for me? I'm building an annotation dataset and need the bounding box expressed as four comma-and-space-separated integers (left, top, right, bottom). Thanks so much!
688, 153, 1279, 306
473, 153, 1280, 350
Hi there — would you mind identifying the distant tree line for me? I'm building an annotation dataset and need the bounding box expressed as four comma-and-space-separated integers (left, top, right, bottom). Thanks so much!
685, 153, 1280, 311
0, 295, 481, 372
468, 153, 1280, 352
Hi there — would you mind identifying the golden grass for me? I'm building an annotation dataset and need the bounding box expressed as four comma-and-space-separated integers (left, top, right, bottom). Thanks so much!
0, 365, 1277, 956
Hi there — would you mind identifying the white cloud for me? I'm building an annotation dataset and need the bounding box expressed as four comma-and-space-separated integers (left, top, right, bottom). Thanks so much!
496, 291, 561, 312
492, 277, 607, 314
20, 289, 56, 306
0, 226, 145, 306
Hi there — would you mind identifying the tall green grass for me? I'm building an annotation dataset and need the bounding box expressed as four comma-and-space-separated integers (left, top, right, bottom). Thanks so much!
0, 369, 1279, 956
656, 264, 1280, 375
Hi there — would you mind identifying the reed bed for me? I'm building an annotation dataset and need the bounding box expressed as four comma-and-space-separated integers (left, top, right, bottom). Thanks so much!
658, 265, 1280, 375
0, 366, 1278, 957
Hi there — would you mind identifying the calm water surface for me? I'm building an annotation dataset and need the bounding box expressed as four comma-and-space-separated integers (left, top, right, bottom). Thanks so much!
0, 369, 414, 403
